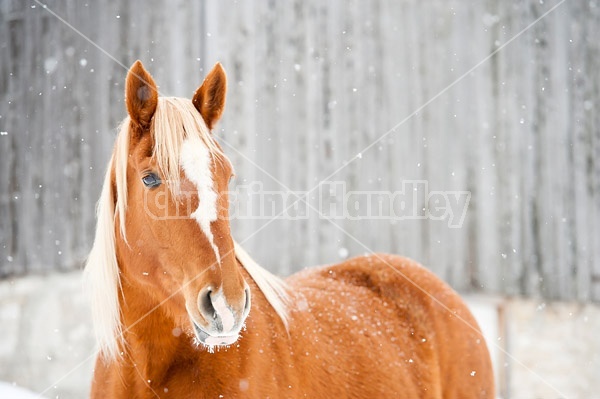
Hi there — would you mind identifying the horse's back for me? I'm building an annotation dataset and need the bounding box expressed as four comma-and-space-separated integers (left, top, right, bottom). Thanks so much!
287, 254, 494, 399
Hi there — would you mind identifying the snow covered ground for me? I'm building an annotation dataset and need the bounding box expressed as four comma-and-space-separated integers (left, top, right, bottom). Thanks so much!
0, 382, 44, 399
0, 272, 95, 398
1, 271, 599, 398
466, 296, 502, 390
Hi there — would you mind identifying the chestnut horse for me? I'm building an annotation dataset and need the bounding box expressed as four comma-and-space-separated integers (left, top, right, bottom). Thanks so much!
85, 60, 494, 398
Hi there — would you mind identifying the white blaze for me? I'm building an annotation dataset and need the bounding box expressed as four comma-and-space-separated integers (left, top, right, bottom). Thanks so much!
180, 136, 221, 264
212, 291, 236, 332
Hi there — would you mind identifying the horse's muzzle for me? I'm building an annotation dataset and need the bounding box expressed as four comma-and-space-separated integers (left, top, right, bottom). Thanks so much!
189, 286, 251, 347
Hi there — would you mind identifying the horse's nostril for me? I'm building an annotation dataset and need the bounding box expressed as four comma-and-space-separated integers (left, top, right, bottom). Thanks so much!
199, 288, 216, 320
196, 287, 249, 333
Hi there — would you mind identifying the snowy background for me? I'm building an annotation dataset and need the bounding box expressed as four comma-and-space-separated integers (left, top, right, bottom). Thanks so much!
1, 0, 600, 398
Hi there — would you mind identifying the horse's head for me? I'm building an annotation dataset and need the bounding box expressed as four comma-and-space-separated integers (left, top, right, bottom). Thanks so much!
109, 61, 249, 351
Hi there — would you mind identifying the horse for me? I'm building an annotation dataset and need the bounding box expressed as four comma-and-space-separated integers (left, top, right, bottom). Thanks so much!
84, 60, 494, 398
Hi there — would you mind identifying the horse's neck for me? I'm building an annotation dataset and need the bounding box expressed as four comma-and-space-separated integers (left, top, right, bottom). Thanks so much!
118, 275, 185, 382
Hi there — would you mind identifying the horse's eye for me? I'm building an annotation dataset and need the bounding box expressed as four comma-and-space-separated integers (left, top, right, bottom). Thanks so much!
142, 173, 161, 188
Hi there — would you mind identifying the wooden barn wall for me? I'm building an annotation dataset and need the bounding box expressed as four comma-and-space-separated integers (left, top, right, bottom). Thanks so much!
0, 0, 599, 302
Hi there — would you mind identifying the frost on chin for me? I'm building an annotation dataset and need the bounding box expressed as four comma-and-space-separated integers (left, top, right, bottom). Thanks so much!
192, 337, 230, 354
191, 324, 247, 354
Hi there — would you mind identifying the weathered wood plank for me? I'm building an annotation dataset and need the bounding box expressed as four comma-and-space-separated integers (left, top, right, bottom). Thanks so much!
1, 0, 599, 304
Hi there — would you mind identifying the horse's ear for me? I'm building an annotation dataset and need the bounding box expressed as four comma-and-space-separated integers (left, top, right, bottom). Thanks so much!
192, 63, 227, 130
125, 60, 158, 129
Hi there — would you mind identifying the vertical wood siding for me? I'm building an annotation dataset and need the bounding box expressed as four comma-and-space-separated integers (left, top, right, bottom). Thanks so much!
1, 0, 599, 302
